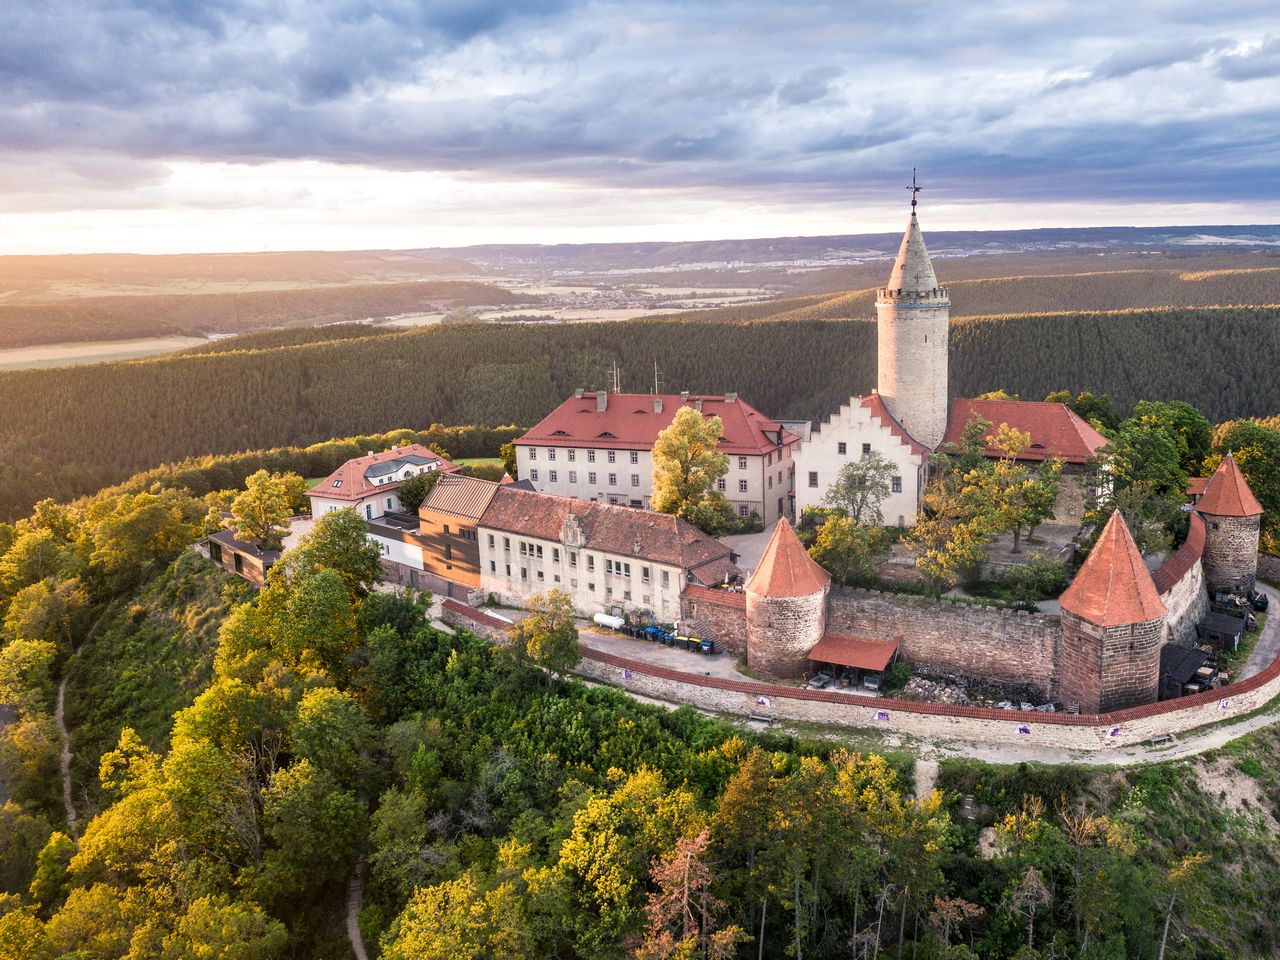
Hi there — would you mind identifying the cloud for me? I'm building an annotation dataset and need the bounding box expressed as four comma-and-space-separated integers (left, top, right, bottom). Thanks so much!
1216, 37, 1280, 80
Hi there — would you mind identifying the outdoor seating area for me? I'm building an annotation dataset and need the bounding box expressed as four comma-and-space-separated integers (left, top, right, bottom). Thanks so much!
806, 633, 900, 694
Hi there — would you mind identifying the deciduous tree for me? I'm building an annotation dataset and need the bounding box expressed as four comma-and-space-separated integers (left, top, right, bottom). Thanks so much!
823, 451, 896, 525
510, 589, 580, 687
230, 470, 295, 552
651, 407, 730, 531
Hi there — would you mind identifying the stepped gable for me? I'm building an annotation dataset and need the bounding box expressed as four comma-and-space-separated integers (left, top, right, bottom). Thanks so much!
861, 393, 929, 456
1060, 511, 1166, 627
1196, 452, 1263, 517
746, 518, 830, 598
884, 209, 940, 294
943, 399, 1107, 464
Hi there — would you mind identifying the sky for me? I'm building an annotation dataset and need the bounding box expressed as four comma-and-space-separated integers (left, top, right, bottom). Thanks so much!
3, 0, 1280, 254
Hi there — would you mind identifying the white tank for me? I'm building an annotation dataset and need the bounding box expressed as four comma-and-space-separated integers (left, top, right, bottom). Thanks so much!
593, 612, 625, 630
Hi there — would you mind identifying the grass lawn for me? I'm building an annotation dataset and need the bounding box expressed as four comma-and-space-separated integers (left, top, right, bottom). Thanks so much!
304, 477, 326, 490
453, 457, 503, 468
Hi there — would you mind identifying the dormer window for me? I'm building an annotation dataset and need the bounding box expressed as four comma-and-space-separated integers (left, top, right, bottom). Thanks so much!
333, 480, 343, 488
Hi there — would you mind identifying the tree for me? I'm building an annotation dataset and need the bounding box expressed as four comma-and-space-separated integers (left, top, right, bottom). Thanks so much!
1045, 390, 1120, 432
160, 896, 287, 960
976, 389, 1020, 400
3, 578, 88, 650
1208, 419, 1280, 550
1086, 413, 1189, 553
397, 470, 442, 514
823, 451, 896, 525
27, 832, 75, 915
1132, 400, 1212, 474
289, 687, 372, 787
286, 508, 383, 597
0, 639, 58, 719
78, 489, 201, 591
510, 589, 580, 687
384, 869, 528, 960
808, 516, 889, 585
500, 441, 519, 480
230, 470, 294, 552
0, 801, 50, 898
638, 829, 746, 960
651, 407, 730, 530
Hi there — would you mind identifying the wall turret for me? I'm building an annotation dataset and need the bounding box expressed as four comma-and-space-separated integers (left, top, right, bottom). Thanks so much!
876, 188, 949, 450
745, 518, 831, 678
1057, 511, 1166, 712
1196, 452, 1263, 595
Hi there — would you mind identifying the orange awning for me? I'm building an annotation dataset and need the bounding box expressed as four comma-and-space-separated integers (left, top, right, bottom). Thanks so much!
807, 634, 900, 672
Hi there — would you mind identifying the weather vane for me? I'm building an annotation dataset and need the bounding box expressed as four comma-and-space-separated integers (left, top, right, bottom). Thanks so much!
908, 168, 922, 209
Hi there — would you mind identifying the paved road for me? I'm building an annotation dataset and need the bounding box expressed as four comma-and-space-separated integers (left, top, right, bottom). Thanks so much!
578, 628, 748, 680
1241, 583, 1280, 680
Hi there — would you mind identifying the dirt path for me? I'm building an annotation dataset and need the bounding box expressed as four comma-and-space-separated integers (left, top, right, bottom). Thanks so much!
1242, 583, 1280, 679
346, 857, 369, 960
55, 674, 77, 838
914, 758, 939, 800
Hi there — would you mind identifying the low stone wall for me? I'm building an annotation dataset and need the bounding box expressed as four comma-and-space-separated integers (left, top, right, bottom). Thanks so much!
680, 586, 748, 651
577, 645, 1280, 751
440, 599, 514, 645
826, 586, 1060, 696
1259, 552, 1280, 585
1152, 513, 1209, 645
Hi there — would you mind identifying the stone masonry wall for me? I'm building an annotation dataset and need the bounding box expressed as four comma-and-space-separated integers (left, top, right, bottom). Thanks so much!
1259, 552, 1280, 584
1201, 513, 1261, 595
440, 599, 514, 646
576, 645, 1280, 752
876, 299, 949, 450
1098, 617, 1163, 712
825, 586, 1059, 696
1057, 611, 1103, 712
680, 586, 748, 652
1153, 512, 1209, 646
746, 587, 827, 679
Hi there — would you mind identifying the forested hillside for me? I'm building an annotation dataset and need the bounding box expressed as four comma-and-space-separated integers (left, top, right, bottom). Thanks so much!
3, 458, 1280, 957
0, 281, 525, 349
2, 305, 1279, 518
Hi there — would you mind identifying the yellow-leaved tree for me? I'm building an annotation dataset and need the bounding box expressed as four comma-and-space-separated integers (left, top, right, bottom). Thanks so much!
650, 407, 733, 534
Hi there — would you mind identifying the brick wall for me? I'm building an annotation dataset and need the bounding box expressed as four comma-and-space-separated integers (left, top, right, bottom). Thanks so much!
1153, 512, 1209, 645
746, 587, 828, 679
1201, 513, 1261, 594
575, 642, 1280, 752
824, 586, 1060, 695
1260, 552, 1280, 584
680, 586, 748, 652
440, 599, 514, 645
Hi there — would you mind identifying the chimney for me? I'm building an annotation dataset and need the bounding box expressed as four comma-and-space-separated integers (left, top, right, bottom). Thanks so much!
574, 388, 584, 399
725, 392, 737, 403
653, 396, 664, 414
680, 391, 690, 402
694, 398, 703, 413
367, 451, 375, 457
596, 391, 608, 413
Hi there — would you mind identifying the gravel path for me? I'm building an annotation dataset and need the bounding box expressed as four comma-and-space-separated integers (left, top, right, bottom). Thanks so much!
1241, 583, 1280, 680
56, 673, 78, 837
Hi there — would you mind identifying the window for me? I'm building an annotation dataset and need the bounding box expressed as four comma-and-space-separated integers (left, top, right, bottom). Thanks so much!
364, 504, 373, 519
608, 451, 617, 463
738, 456, 747, 470
505, 564, 511, 576
739, 504, 749, 518
569, 551, 577, 567
588, 450, 596, 462
630, 450, 639, 464
487, 534, 495, 548
838, 442, 847, 455
444, 543, 452, 560
661, 571, 670, 588
503, 537, 510, 551
463, 530, 477, 542
521, 568, 528, 580
642, 566, 650, 582
529, 447, 537, 460
567, 449, 576, 461
332, 479, 343, 488
548, 449, 556, 461
534, 544, 543, 558
717, 478, 726, 491
768, 475, 773, 489
490, 561, 496, 572
588, 582, 596, 592
234, 553, 244, 572
605, 558, 614, 574
443, 523, 450, 534
862, 443, 871, 454
631, 474, 640, 487
553, 548, 560, 562
738, 479, 748, 493
588, 472, 597, 484
554, 574, 561, 583
629, 499, 642, 508
530, 469, 539, 482
609, 473, 618, 486
587, 555, 595, 571
209, 542, 223, 563
892, 475, 902, 493
549, 470, 558, 482
386, 497, 394, 509
537, 570, 545, 581
623, 563, 631, 578
767, 452, 773, 465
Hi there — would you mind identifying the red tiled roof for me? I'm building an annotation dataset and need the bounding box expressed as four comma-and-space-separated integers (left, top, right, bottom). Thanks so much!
1060, 511, 1166, 626
516, 391, 798, 455
1196, 452, 1263, 518
943, 399, 1108, 464
479, 486, 738, 577
682, 583, 747, 609
1187, 477, 1210, 498
309, 444, 459, 502
1152, 512, 1206, 594
862, 393, 930, 457
808, 634, 900, 671
746, 518, 831, 598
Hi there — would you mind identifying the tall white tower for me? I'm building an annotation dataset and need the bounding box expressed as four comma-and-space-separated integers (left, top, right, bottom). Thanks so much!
875, 175, 949, 450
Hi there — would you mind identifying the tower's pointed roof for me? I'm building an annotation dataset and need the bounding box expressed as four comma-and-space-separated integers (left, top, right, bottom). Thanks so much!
1196, 452, 1263, 518
885, 209, 940, 293
746, 518, 831, 598
1060, 511, 1166, 626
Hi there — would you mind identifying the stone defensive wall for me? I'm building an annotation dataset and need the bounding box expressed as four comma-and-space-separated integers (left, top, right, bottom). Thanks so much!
1258, 551, 1280, 584
1152, 512, 1210, 645
576, 646, 1280, 751
680, 585, 748, 652
825, 586, 1060, 695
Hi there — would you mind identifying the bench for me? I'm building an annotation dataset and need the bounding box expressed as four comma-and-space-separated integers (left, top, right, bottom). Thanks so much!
1147, 734, 1174, 747
748, 712, 777, 725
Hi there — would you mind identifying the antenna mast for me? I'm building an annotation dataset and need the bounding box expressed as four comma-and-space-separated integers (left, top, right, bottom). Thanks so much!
653, 359, 663, 395
611, 361, 621, 393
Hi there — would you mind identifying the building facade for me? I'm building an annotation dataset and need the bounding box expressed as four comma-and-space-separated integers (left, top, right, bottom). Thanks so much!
307, 444, 457, 521
417, 474, 502, 589
478, 486, 739, 621
515, 391, 799, 526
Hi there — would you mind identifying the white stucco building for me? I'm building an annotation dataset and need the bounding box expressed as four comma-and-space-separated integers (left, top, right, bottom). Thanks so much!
306, 444, 458, 521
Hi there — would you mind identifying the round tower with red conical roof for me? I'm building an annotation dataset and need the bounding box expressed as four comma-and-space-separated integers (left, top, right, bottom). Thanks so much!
1196, 452, 1263, 596
745, 518, 831, 678
1057, 511, 1166, 712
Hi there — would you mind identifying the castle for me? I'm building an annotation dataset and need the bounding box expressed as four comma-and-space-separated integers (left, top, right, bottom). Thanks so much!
697, 192, 1266, 713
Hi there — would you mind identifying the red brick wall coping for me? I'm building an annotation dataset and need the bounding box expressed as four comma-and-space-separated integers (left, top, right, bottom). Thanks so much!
443, 598, 515, 631
1152, 512, 1205, 594
577, 645, 1280, 728
682, 584, 747, 609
